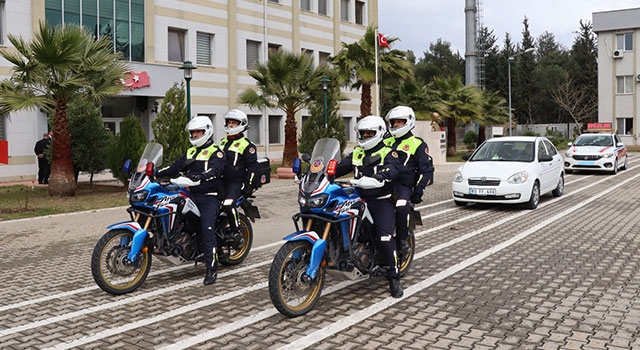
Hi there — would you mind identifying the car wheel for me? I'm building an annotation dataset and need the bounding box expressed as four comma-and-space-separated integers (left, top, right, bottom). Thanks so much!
552, 174, 564, 197
621, 156, 628, 171
454, 200, 467, 207
525, 181, 540, 210
612, 159, 618, 174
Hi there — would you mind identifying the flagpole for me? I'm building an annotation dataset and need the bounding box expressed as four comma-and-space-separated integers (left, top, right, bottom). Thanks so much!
374, 28, 380, 117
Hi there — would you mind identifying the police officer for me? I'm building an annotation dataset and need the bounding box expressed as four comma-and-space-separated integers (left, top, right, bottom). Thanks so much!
335, 116, 403, 298
34, 132, 51, 184
384, 106, 434, 255
156, 116, 226, 285
218, 109, 259, 235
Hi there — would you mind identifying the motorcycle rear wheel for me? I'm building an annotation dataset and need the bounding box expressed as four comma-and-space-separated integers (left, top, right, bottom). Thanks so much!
91, 229, 152, 295
269, 240, 325, 318
219, 214, 253, 266
399, 234, 415, 277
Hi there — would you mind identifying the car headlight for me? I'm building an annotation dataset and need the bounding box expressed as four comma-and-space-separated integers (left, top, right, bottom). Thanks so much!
299, 193, 328, 208
453, 170, 464, 183
601, 153, 614, 158
129, 190, 149, 203
564, 152, 573, 158
507, 171, 528, 184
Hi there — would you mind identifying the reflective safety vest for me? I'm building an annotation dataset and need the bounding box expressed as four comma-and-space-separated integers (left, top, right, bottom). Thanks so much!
351, 146, 392, 178
186, 144, 220, 170
219, 137, 250, 154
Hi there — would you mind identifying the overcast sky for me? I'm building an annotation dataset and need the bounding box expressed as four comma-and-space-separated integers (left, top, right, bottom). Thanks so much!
378, 0, 640, 55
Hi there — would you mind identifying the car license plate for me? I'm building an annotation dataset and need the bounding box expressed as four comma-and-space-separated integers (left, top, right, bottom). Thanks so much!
469, 188, 496, 196
578, 161, 595, 165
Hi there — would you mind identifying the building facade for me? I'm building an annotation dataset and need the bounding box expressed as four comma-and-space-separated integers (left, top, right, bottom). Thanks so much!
593, 7, 640, 146
0, 0, 378, 181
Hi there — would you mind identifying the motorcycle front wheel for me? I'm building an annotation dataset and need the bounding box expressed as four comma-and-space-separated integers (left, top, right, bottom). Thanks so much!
399, 234, 415, 277
219, 214, 253, 266
269, 240, 325, 318
91, 229, 152, 295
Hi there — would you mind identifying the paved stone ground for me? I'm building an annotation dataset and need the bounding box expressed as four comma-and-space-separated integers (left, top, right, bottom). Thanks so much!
2, 159, 640, 349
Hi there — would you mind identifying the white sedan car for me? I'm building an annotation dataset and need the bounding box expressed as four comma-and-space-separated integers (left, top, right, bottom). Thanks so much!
452, 136, 564, 209
563, 133, 628, 174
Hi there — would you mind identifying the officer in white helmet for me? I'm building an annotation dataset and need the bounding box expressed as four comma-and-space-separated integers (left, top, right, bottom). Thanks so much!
218, 109, 259, 237
334, 115, 403, 298
156, 116, 226, 285
384, 106, 434, 255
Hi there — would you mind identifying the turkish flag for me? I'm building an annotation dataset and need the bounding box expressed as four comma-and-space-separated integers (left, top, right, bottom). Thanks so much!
0, 140, 7, 165
121, 71, 151, 90
378, 33, 390, 48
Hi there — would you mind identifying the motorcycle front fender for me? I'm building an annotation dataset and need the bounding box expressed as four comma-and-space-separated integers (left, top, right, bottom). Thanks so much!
282, 230, 326, 280
107, 221, 149, 262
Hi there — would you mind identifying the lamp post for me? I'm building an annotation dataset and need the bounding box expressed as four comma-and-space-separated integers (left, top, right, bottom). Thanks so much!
179, 60, 197, 121
507, 48, 534, 136
320, 76, 331, 129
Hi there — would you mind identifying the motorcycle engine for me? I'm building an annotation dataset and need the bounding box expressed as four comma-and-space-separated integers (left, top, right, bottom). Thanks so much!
352, 241, 372, 274
171, 230, 197, 260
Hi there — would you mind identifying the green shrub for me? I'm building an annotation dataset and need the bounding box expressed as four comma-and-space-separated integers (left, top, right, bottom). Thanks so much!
462, 130, 478, 151
106, 114, 147, 186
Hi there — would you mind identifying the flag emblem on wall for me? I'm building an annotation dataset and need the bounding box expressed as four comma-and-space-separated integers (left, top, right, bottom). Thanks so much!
121, 71, 151, 90
378, 33, 390, 48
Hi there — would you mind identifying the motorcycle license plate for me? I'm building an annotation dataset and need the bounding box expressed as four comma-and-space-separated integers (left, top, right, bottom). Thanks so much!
469, 188, 496, 196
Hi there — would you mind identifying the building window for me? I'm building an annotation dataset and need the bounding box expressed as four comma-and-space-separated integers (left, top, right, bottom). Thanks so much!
269, 0, 279, 2
45, 0, 145, 62
616, 33, 633, 51
168, 28, 186, 63
616, 118, 633, 135
302, 48, 314, 59
268, 43, 281, 55
301, 0, 311, 11
0, 0, 5, 46
319, 51, 331, 65
196, 32, 213, 66
246, 40, 261, 70
343, 117, 353, 141
0, 115, 5, 140
318, 0, 328, 15
340, 0, 349, 21
355, 1, 364, 25
247, 114, 261, 144
616, 76, 634, 94
269, 115, 281, 144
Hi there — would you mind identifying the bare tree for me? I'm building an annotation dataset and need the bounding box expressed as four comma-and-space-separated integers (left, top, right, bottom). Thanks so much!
551, 77, 597, 135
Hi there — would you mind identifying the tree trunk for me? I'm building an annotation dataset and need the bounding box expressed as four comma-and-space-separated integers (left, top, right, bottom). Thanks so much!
446, 118, 457, 157
282, 109, 299, 168
477, 125, 486, 146
49, 101, 77, 196
360, 83, 372, 118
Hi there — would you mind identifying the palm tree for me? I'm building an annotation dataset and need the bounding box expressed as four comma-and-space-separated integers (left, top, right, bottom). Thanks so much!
331, 25, 413, 118
0, 22, 129, 196
477, 90, 509, 145
430, 76, 483, 156
238, 50, 320, 168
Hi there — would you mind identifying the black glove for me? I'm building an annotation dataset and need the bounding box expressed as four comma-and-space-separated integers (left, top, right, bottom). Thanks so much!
189, 174, 203, 182
242, 181, 253, 196
372, 173, 385, 181
410, 191, 423, 204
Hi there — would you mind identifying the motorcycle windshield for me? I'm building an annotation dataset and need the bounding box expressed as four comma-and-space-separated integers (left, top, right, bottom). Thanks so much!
302, 138, 341, 193
129, 143, 164, 190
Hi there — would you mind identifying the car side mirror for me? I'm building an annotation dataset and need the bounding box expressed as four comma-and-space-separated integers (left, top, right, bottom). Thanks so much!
462, 153, 471, 161
617, 142, 624, 147
538, 154, 553, 162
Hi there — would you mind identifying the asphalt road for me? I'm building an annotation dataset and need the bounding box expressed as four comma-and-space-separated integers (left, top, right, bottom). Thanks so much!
2, 158, 640, 349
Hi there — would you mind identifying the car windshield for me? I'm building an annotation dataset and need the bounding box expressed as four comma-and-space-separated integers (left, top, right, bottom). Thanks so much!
574, 135, 613, 147
469, 140, 535, 162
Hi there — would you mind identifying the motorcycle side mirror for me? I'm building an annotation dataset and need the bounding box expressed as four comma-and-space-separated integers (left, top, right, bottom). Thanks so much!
123, 159, 132, 173
292, 158, 302, 174
301, 153, 311, 163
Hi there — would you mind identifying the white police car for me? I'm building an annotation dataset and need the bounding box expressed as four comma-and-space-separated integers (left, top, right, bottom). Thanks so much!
564, 133, 628, 174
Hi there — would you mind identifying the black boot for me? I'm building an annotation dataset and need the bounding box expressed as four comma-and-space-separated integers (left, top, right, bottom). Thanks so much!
389, 278, 403, 298
398, 239, 410, 255
204, 269, 217, 285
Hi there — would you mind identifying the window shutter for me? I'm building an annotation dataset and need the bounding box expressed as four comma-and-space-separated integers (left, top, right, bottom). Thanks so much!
197, 33, 212, 65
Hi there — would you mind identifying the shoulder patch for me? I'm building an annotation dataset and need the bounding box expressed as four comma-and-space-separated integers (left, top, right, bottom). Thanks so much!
425, 148, 430, 155
248, 147, 256, 154
216, 151, 224, 158
392, 151, 398, 158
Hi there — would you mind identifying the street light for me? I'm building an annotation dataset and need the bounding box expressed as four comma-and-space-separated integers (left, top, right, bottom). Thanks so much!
507, 47, 534, 136
320, 76, 331, 129
179, 60, 197, 121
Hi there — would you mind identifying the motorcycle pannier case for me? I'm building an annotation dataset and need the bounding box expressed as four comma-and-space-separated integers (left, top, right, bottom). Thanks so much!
251, 157, 271, 189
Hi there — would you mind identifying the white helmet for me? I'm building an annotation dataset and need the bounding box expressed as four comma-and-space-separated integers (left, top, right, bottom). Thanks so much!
223, 109, 249, 136
385, 105, 415, 138
185, 116, 214, 147
356, 116, 386, 151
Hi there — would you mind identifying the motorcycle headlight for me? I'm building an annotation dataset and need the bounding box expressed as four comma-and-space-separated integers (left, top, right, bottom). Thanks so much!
300, 194, 329, 208
130, 190, 149, 203
507, 171, 528, 184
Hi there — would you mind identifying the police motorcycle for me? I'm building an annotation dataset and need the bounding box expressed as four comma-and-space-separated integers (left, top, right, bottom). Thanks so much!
91, 142, 268, 295
268, 138, 416, 317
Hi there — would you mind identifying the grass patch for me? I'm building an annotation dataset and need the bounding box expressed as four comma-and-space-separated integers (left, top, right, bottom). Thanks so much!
0, 184, 128, 221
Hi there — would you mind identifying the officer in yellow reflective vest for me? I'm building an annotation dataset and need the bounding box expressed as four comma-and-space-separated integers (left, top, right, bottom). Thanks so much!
156, 116, 226, 285
334, 116, 403, 298
218, 109, 259, 235
384, 106, 434, 255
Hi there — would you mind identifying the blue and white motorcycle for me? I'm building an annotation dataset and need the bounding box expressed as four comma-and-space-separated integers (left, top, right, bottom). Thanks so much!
91, 143, 261, 295
268, 138, 416, 317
